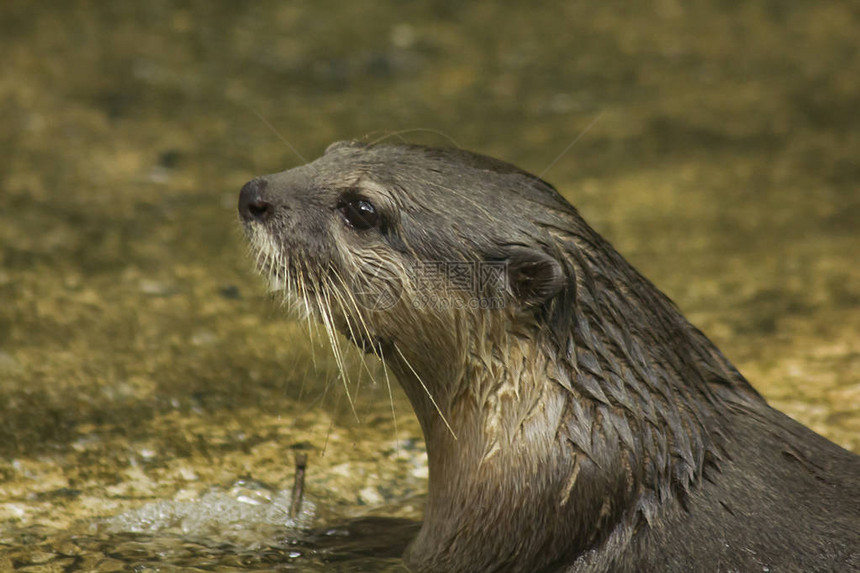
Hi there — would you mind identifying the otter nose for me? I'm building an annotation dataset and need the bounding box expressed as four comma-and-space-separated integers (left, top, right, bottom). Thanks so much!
238, 178, 273, 223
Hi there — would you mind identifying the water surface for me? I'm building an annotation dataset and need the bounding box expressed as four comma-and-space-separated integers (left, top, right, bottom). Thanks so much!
1, 2, 858, 570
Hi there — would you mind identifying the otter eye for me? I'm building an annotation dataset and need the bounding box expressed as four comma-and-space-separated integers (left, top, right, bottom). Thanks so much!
339, 198, 380, 230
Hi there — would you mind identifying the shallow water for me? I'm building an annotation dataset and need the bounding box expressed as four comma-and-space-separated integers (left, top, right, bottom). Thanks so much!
1, 1, 858, 571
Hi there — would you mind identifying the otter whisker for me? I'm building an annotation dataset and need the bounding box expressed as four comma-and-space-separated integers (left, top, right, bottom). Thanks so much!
329, 280, 377, 389
328, 267, 384, 384
326, 287, 368, 409
377, 344, 400, 450
251, 235, 266, 276
284, 254, 323, 387
294, 258, 323, 356
317, 276, 359, 421
326, 278, 369, 370
296, 258, 316, 322
393, 342, 457, 441
320, 388, 343, 457
367, 128, 462, 149
536, 111, 603, 181
246, 104, 315, 171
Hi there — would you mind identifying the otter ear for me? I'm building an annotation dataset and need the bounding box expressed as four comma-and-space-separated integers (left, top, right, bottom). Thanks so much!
505, 247, 565, 306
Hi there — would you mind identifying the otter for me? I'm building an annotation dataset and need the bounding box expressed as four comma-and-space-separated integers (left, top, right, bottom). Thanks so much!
238, 141, 859, 572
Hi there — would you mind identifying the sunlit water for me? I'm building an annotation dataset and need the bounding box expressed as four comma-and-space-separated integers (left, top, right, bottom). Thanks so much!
1, 2, 858, 570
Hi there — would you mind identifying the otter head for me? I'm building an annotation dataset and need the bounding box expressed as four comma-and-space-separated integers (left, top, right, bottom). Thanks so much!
238, 141, 573, 411
239, 141, 733, 573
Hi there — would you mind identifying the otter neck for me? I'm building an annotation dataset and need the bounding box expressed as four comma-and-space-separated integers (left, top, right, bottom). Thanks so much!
384, 262, 750, 571
387, 321, 647, 573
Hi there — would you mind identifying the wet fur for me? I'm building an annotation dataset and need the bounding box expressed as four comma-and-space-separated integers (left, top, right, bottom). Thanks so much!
240, 141, 860, 572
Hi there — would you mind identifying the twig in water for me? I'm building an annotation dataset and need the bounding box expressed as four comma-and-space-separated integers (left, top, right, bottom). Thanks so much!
290, 452, 308, 519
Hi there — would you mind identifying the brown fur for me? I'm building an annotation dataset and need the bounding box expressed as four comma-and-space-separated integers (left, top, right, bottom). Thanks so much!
239, 141, 860, 572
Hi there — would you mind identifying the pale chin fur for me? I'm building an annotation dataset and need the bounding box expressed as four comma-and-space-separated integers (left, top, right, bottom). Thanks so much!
265, 273, 287, 293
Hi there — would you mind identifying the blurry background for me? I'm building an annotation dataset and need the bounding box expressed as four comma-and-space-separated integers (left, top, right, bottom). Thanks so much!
1, 1, 858, 571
